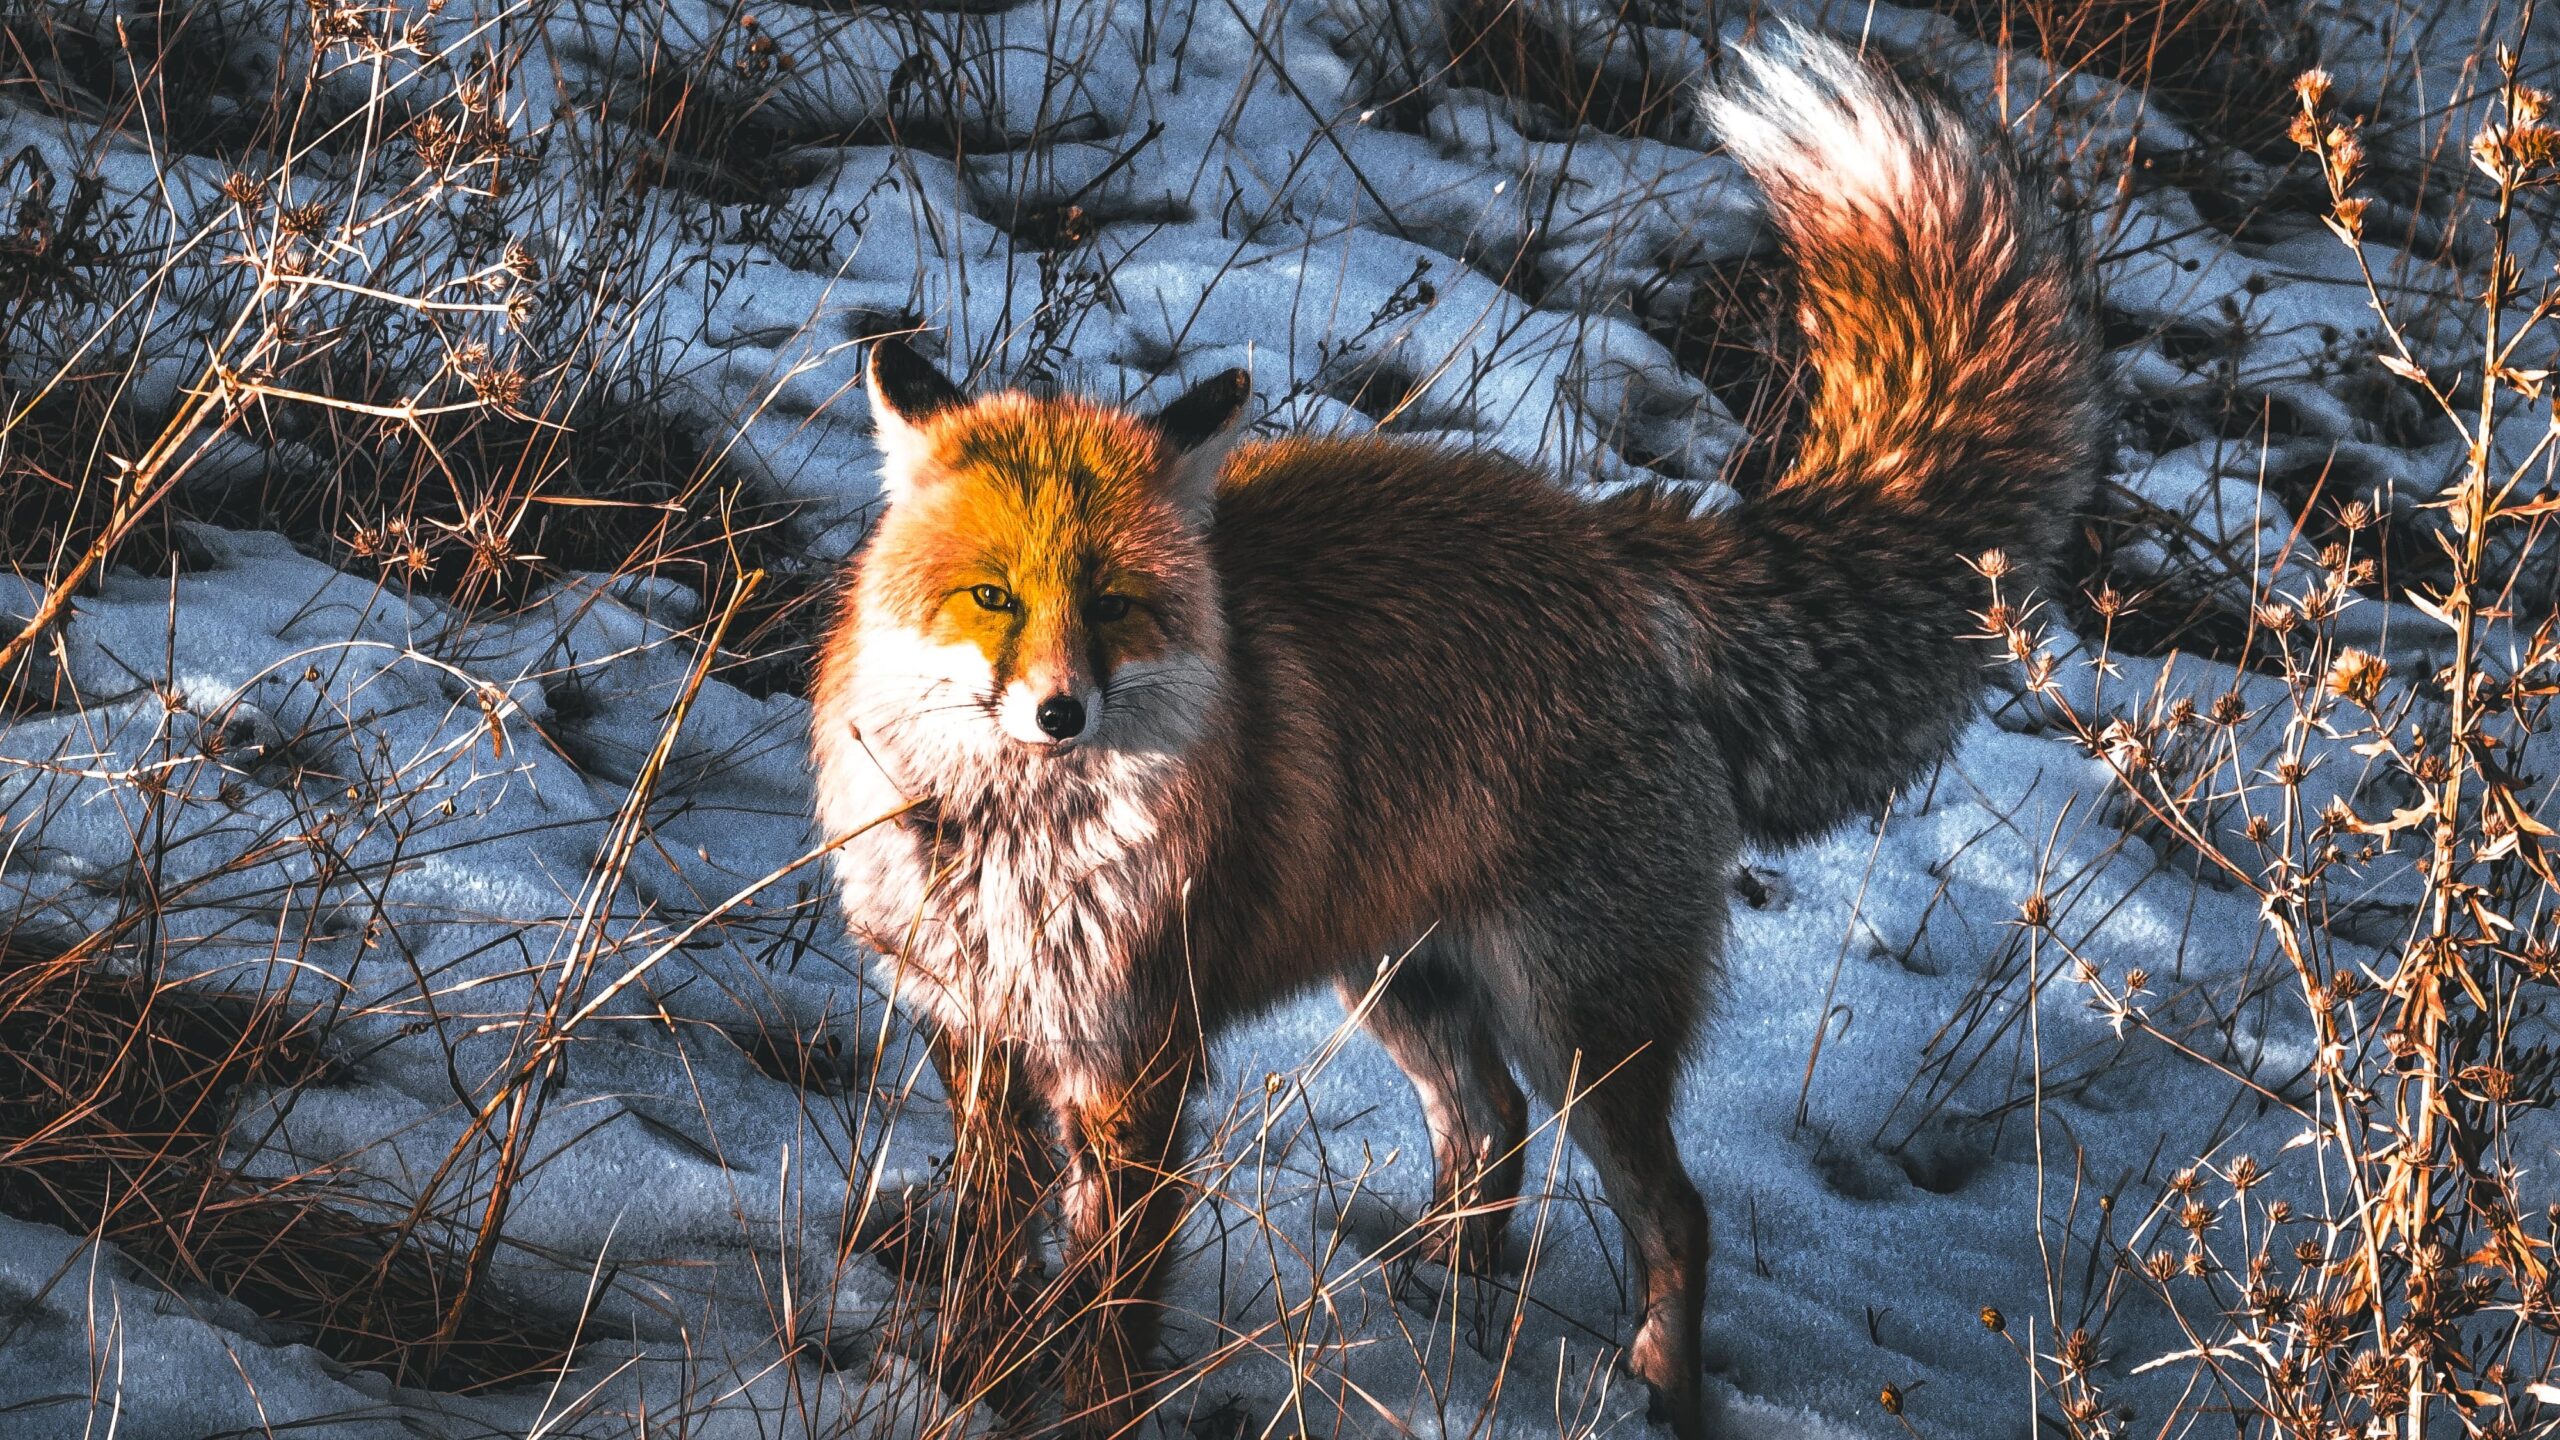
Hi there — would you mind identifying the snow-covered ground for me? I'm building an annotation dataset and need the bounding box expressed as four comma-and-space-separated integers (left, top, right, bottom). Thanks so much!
1, 0, 2554, 1434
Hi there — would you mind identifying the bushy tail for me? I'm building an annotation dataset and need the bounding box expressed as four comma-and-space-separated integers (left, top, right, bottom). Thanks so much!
1638, 27, 2105, 846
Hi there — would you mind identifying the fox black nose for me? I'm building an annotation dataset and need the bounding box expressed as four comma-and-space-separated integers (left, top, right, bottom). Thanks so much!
1035, 696, 1087, 740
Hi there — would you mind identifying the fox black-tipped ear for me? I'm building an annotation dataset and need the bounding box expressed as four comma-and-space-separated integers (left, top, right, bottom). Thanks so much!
865, 338, 966, 505
1150, 368, 1252, 453
1149, 368, 1251, 520
868, 338, 965, 424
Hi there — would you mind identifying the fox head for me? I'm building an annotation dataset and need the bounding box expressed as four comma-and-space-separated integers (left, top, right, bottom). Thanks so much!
840, 338, 1248, 779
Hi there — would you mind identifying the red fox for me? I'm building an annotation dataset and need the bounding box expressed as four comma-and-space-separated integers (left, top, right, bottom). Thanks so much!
812, 27, 2100, 1439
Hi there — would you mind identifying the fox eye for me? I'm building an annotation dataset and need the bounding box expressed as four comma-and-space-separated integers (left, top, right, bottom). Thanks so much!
969, 584, 1016, 613
1089, 594, 1132, 623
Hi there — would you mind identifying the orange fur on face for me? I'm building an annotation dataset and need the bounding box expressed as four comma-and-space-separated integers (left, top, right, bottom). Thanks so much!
858, 394, 1220, 746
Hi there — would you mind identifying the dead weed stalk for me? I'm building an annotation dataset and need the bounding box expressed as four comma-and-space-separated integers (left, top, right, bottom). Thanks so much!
1980, 34, 2560, 1437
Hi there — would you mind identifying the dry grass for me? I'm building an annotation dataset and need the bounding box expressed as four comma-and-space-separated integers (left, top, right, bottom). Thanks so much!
1922, 0, 2315, 155
1439, 0, 1695, 138
0, 928, 575, 1388
1964, 46, 2560, 1436
1643, 247, 1810, 492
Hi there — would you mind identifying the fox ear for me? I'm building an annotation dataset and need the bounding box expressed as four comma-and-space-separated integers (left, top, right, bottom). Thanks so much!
866, 338, 966, 505
1148, 368, 1251, 519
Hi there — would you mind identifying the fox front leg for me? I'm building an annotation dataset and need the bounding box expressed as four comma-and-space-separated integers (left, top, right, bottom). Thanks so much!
923, 1028, 1060, 1421
1053, 1055, 1198, 1439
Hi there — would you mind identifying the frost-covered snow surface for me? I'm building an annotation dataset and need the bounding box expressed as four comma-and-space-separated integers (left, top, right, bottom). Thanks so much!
2, 0, 2557, 1434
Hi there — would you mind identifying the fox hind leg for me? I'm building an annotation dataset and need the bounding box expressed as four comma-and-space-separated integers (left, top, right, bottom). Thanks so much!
1489, 920, 1713, 1440
1339, 948, 1528, 1275
1570, 1046, 1709, 1440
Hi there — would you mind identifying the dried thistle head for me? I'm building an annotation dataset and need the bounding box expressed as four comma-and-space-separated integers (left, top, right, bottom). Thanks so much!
2293, 68, 2335, 112
470, 366, 528, 409
2325, 126, 2365, 188
219, 171, 269, 209
2476, 126, 2517, 184
2475, 121, 2560, 185
2210, 691, 2249, 726
2515, 123, 2559, 172
314, 3, 370, 44
2098, 717, 2152, 774
2298, 1299, 2344, 1351
278, 201, 332, 239
2343, 1352, 2391, 1395
412, 113, 460, 169
2245, 1277, 2285, 1319
2254, 600, 2301, 635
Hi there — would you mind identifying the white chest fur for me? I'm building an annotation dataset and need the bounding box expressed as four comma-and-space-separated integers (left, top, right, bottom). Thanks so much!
811, 697, 1199, 1090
